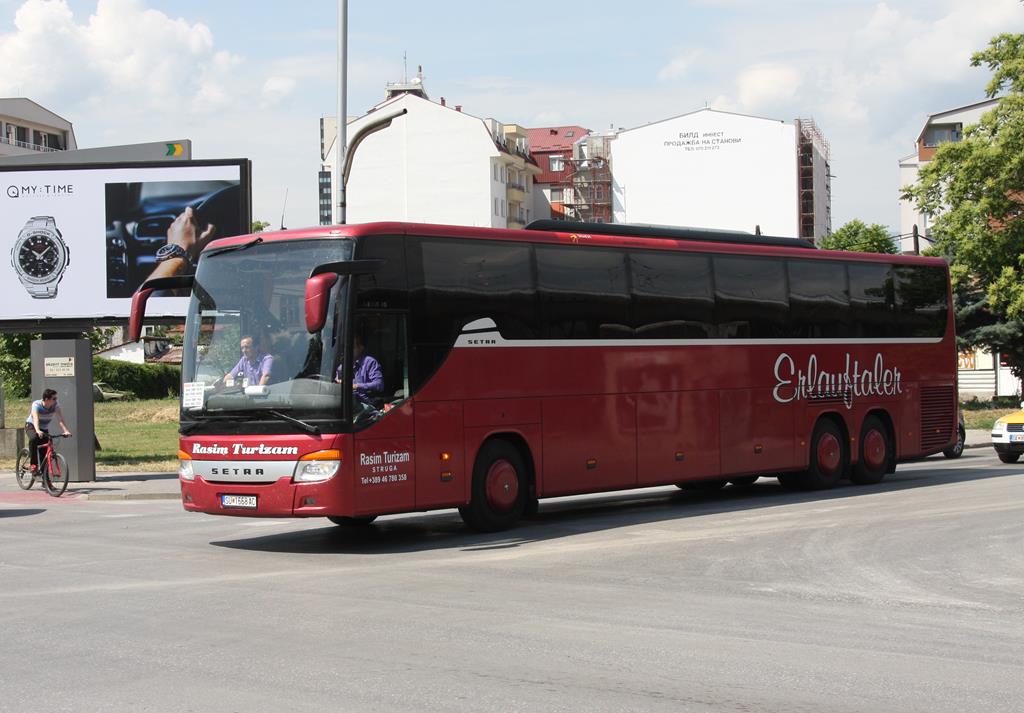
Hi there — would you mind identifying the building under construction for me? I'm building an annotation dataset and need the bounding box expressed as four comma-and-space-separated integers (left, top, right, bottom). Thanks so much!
563, 133, 614, 223
796, 118, 832, 242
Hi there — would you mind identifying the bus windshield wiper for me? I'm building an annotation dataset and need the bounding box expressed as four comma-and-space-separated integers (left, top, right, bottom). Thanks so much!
265, 409, 321, 436
207, 236, 263, 258
180, 413, 239, 435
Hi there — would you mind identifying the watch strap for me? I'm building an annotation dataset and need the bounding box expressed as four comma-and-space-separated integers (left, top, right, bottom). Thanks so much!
155, 243, 193, 265
25, 282, 58, 298
25, 216, 57, 232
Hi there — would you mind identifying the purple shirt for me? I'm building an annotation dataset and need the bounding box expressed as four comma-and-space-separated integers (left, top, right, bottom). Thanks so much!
337, 354, 384, 403
229, 352, 273, 386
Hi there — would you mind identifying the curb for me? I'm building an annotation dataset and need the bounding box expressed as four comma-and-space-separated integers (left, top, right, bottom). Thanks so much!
84, 493, 181, 501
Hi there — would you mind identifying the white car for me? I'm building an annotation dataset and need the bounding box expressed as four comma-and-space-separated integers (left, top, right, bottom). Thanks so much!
990, 403, 1024, 463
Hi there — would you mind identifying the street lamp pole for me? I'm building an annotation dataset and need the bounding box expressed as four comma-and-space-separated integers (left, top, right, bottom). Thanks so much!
335, 0, 348, 225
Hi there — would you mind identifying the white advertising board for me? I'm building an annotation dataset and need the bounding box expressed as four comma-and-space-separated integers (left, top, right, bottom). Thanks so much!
610, 109, 799, 237
0, 160, 249, 324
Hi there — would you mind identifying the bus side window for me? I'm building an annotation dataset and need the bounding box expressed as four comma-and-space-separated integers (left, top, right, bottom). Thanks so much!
788, 259, 849, 338
713, 255, 789, 338
631, 251, 714, 338
536, 246, 630, 340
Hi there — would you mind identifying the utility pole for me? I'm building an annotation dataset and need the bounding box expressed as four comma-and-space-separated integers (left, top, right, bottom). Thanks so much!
335, 0, 348, 225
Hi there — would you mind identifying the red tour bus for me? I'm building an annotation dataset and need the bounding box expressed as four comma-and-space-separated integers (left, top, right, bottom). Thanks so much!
130, 220, 958, 531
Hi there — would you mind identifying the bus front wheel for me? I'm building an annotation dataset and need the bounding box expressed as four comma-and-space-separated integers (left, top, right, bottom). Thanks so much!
460, 440, 527, 532
851, 415, 891, 485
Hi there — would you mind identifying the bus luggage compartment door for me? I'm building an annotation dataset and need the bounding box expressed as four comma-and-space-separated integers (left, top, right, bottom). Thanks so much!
541, 395, 637, 496
719, 389, 795, 475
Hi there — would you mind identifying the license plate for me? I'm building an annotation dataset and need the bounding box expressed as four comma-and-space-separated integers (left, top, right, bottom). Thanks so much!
1011, 434, 1024, 443
221, 494, 257, 509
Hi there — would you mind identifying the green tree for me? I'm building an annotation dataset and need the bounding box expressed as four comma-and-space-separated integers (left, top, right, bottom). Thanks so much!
251, 220, 271, 233
902, 32, 1024, 382
820, 219, 897, 253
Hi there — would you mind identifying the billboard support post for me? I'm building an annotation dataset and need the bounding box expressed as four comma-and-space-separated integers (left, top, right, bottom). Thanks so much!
30, 338, 95, 482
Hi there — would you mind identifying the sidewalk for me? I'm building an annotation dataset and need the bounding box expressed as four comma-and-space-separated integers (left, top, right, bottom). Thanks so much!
0, 470, 180, 500
0, 430, 994, 502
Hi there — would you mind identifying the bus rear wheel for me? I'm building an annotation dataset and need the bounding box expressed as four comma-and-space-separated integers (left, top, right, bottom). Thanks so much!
460, 440, 527, 532
851, 415, 891, 485
798, 419, 847, 490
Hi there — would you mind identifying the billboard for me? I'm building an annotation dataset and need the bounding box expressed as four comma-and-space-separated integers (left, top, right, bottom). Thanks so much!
0, 159, 250, 325
609, 109, 799, 237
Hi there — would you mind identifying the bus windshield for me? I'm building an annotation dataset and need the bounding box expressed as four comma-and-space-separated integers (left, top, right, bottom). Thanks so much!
179, 239, 352, 428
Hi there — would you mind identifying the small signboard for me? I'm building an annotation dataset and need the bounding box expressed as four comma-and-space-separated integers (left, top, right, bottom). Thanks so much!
43, 357, 75, 377
182, 381, 205, 410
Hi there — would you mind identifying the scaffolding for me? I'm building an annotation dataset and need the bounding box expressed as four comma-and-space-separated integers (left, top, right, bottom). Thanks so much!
563, 134, 614, 223
796, 118, 831, 241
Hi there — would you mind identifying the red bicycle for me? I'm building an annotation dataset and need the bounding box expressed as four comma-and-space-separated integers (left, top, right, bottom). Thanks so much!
15, 433, 71, 497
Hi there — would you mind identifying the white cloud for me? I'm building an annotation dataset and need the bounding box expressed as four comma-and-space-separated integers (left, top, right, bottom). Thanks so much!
735, 63, 802, 111
657, 50, 702, 82
262, 76, 297, 106
0, 0, 238, 112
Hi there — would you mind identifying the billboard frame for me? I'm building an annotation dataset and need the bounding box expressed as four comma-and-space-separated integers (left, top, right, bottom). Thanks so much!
0, 158, 251, 332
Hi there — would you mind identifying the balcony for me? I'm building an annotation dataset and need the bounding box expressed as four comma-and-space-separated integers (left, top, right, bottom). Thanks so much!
0, 135, 61, 152
506, 181, 526, 203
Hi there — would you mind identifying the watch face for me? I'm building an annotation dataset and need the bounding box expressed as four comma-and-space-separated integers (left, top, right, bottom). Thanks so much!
16, 231, 66, 281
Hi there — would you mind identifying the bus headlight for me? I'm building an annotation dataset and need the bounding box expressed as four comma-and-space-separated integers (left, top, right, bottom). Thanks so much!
178, 450, 195, 481
993, 420, 1008, 433
293, 450, 342, 483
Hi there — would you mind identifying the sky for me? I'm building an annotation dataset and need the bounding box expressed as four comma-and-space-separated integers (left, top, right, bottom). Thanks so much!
0, 0, 1020, 232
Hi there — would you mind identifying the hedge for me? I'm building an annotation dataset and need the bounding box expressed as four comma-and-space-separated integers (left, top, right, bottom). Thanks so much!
0, 357, 180, 400
92, 359, 181, 399
0, 357, 31, 399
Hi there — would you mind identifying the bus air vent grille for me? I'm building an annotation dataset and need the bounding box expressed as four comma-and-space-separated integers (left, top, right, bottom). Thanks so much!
920, 386, 955, 450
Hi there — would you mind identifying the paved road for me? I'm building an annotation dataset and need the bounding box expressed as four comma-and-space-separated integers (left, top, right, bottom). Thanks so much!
1, 450, 1021, 713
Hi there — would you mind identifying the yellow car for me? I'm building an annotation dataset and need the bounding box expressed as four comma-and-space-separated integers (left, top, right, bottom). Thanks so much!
991, 404, 1024, 463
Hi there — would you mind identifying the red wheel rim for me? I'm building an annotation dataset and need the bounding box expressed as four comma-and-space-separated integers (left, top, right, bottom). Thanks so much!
816, 432, 842, 475
485, 459, 519, 512
863, 429, 886, 470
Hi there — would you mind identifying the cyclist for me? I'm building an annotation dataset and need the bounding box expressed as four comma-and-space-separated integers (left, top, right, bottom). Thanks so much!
25, 388, 72, 474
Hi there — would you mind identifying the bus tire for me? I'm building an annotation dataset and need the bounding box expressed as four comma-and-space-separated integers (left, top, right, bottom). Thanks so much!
327, 515, 378, 527
799, 419, 847, 490
459, 440, 527, 532
777, 473, 802, 490
851, 415, 891, 485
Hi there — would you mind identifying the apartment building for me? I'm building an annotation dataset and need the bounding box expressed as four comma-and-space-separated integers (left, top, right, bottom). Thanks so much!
527, 125, 589, 221
319, 78, 540, 228
0, 98, 77, 157
897, 98, 998, 254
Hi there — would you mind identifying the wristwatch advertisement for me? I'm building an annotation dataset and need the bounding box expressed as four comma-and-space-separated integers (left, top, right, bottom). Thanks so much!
10, 216, 70, 299
0, 161, 247, 321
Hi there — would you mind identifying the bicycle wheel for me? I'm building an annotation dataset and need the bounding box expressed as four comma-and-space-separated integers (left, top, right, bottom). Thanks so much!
15, 447, 35, 490
44, 454, 69, 497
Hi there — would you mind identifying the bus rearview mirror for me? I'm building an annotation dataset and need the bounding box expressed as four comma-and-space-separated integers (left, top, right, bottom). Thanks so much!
305, 273, 339, 333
